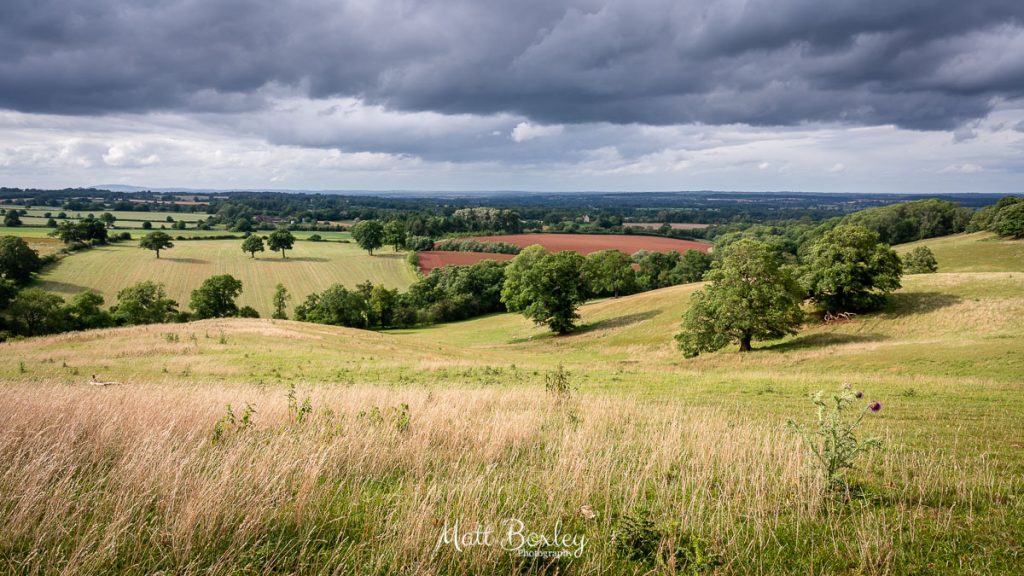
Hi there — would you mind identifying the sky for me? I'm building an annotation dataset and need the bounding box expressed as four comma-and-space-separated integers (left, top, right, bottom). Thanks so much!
1, 0, 1023, 193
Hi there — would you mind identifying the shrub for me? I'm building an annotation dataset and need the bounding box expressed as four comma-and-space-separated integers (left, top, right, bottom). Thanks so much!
405, 235, 435, 251
544, 364, 574, 401
902, 245, 938, 274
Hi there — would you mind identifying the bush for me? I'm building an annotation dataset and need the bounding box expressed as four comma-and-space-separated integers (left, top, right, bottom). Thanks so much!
902, 246, 938, 274
405, 235, 435, 251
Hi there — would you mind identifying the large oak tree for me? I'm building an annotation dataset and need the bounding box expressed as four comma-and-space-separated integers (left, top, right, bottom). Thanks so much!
676, 239, 805, 356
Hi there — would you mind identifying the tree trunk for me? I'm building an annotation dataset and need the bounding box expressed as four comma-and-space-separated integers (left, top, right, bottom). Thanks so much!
739, 334, 752, 352
156, 250, 160, 259
281, 250, 285, 259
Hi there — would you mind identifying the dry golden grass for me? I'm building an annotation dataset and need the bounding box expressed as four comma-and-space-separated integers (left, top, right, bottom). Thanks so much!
0, 381, 1018, 574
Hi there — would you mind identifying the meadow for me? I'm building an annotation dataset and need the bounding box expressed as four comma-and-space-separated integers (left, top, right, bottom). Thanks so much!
897, 231, 1024, 272
35, 239, 416, 318
0, 233, 1021, 574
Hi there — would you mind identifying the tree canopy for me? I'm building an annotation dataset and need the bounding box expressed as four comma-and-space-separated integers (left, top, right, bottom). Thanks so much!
112, 281, 179, 325
582, 250, 637, 297
501, 246, 587, 334
0, 236, 43, 284
383, 220, 406, 251
801, 224, 902, 312
139, 231, 174, 258
267, 229, 295, 258
241, 235, 265, 258
190, 275, 244, 319
352, 220, 385, 255
676, 239, 805, 356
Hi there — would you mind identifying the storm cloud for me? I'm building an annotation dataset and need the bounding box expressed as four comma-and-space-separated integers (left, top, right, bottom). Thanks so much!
2, 0, 1024, 130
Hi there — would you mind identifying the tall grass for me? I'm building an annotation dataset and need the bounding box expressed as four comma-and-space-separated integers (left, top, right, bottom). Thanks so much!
1, 382, 1019, 574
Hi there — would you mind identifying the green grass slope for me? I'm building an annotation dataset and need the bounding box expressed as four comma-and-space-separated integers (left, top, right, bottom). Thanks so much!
35, 239, 417, 317
898, 231, 1024, 272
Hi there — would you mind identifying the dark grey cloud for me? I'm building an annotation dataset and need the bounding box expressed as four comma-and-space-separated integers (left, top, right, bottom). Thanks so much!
1, 0, 1023, 129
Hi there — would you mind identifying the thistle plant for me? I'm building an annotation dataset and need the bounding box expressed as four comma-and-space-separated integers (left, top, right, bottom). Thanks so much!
787, 384, 882, 493
544, 364, 575, 402
287, 383, 312, 423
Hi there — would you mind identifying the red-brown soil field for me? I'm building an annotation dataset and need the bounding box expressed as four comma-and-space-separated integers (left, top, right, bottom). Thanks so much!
417, 251, 515, 274
417, 233, 711, 274
462, 233, 711, 254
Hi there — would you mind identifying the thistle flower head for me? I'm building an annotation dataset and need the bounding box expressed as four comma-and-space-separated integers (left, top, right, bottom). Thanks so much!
869, 401, 881, 412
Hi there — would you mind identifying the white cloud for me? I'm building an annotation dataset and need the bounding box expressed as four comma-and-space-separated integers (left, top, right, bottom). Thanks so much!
0, 100, 1023, 192
510, 122, 564, 142
939, 163, 984, 173
103, 141, 161, 167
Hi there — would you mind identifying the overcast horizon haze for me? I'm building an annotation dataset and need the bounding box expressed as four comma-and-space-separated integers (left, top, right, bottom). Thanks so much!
2, 1, 1024, 194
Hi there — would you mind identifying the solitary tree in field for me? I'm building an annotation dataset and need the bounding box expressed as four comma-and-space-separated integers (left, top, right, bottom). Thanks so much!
676, 239, 805, 356
352, 220, 385, 255
267, 229, 295, 259
581, 249, 636, 297
100, 212, 117, 228
383, 220, 407, 251
3, 211, 23, 227
241, 234, 265, 258
801, 225, 902, 312
501, 246, 587, 334
272, 283, 290, 319
190, 274, 243, 319
140, 231, 174, 258
0, 235, 43, 284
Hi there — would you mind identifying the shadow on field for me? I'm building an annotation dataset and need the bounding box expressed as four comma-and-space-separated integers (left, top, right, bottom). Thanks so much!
765, 332, 886, 352
575, 310, 660, 335
37, 280, 90, 294
882, 292, 961, 317
163, 257, 208, 264
271, 257, 329, 263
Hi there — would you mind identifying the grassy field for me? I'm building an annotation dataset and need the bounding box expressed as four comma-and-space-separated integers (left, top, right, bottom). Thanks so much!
898, 231, 1024, 272
35, 239, 416, 317
2, 223, 352, 240
1, 233, 1022, 574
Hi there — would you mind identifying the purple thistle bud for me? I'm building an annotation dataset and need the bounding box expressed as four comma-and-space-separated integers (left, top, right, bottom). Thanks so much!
854, 391, 863, 399
869, 401, 881, 412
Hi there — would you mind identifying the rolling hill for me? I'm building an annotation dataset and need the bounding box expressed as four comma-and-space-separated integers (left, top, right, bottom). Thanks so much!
1, 231, 1022, 574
